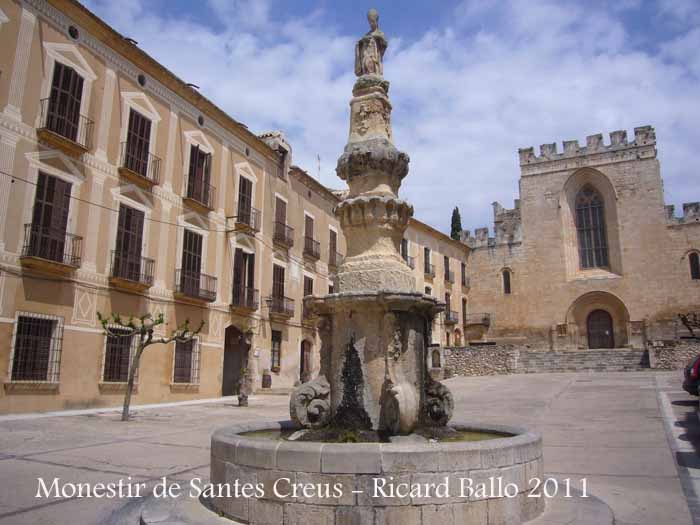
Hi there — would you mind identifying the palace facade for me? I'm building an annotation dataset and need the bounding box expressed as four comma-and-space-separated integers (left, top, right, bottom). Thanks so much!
0, 0, 469, 413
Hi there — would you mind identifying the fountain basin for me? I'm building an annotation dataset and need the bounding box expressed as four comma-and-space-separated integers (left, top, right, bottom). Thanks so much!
209, 419, 545, 524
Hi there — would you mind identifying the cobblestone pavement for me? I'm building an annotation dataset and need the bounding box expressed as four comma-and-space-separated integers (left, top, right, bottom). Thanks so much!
0, 371, 696, 524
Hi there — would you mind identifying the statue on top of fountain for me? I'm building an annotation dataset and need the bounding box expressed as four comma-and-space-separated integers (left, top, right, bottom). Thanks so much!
355, 9, 387, 77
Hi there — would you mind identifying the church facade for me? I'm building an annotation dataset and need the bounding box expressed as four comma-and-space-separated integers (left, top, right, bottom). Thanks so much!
462, 127, 700, 350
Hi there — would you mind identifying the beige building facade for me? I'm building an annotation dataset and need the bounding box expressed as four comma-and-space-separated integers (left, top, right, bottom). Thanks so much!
0, 0, 468, 413
463, 127, 700, 350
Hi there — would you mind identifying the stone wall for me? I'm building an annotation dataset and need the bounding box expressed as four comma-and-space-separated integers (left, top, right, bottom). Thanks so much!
444, 345, 518, 377
648, 340, 700, 370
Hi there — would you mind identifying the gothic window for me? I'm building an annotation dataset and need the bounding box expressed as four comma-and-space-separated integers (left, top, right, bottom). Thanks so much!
690, 252, 700, 280
575, 186, 609, 269
502, 269, 511, 295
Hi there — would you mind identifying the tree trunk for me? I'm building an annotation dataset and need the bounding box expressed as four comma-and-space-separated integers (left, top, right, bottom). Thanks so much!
121, 343, 144, 422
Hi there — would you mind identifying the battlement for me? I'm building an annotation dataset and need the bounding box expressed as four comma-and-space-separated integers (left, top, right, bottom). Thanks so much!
518, 126, 656, 167
666, 202, 700, 226
461, 200, 522, 248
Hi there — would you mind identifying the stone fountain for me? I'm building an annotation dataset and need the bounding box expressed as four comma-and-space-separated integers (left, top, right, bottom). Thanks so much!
127, 9, 624, 525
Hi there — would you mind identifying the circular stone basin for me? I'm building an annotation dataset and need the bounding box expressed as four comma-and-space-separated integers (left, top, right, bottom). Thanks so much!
209, 420, 545, 524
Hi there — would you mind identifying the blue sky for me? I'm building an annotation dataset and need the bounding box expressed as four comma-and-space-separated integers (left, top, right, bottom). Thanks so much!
84, 0, 700, 234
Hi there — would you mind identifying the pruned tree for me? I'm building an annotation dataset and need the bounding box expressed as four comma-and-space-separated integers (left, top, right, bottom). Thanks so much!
97, 312, 204, 421
679, 312, 700, 339
450, 207, 462, 241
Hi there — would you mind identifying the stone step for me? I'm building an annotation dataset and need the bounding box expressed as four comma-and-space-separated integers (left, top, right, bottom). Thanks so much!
515, 349, 650, 373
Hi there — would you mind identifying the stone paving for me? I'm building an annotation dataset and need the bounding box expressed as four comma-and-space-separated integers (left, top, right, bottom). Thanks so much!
0, 371, 697, 524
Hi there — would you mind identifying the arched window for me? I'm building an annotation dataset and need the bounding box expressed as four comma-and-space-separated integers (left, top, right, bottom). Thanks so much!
690, 252, 700, 280
502, 269, 511, 295
431, 349, 441, 368
575, 186, 609, 269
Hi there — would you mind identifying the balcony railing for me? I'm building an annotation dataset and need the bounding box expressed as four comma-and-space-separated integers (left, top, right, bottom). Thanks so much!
402, 254, 415, 269
175, 269, 217, 302
184, 177, 216, 210
444, 310, 459, 324
329, 251, 343, 268
234, 204, 261, 232
110, 250, 154, 287
304, 237, 321, 260
119, 142, 160, 185
445, 269, 455, 283
273, 222, 294, 248
424, 263, 436, 278
231, 286, 259, 311
37, 98, 93, 153
464, 313, 491, 326
267, 295, 295, 318
21, 223, 82, 268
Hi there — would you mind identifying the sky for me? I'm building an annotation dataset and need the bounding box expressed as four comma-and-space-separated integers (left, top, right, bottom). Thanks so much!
83, 0, 700, 234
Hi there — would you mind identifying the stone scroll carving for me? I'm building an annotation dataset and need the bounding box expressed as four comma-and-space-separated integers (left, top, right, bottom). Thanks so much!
380, 379, 419, 435
289, 375, 331, 429
425, 379, 454, 427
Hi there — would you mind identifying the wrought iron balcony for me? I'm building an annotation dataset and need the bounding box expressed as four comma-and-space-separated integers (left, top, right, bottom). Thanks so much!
36, 98, 93, 157
424, 263, 436, 278
184, 177, 216, 211
234, 204, 260, 233
273, 221, 294, 248
20, 223, 82, 272
118, 142, 160, 187
174, 269, 217, 302
444, 310, 459, 325
231, 286, 259, 312
109, 250, 154, 290
303, 236, 321, 260
267, 295, 295, 318
329, 251, 343, 268
464, 313, 491, 327
445, 269, 455, 283
402, 254, 415, 269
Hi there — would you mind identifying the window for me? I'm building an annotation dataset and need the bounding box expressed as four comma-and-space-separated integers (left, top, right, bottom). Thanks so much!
425, 286, 431, 295
180, 229, 203, 295
272, 264, 286, 298
277, 148, 287, 179
303, 275, 314, 297
271, 330, 282, 371
432, 349, 441, 368
445, 292, 451, 308
237, 176, 254, 224
232, 248, 256, 308
575, 186, 609, 269
328, 284, 335, 294
401, 239, 409, 259
462, 297, 468, 325
503, 269, 512, 295
27, 172, 73, 264
424, 247, 432, 274
113, 204, 145, 282
690, 252, 700, 280
103, 328, 133, 382
46, 62, 84, 143
329, 229, 339, 266
11, 314, 63, 382
123, 109, 152, 178
173, 339, 200, 384
444, 256, 450, 277
461, 262, 467, 286
446, 332, 451, 347
304, 215, 319, 258
186, 144, 212, 206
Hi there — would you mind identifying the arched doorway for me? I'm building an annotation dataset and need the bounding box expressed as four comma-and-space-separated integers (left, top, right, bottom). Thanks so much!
587, 310, 614, 349
223, 325, 248, 396
431, 348, 441, 368
299, 340, 312, 383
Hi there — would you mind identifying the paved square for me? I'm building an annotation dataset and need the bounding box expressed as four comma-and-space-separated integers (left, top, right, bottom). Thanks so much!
0, 371, 697, 525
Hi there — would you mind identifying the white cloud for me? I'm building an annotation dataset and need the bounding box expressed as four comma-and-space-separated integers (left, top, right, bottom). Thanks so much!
85, 0, 700, 234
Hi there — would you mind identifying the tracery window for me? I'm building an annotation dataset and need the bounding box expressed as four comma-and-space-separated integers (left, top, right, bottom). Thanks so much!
575, 186, 609, 269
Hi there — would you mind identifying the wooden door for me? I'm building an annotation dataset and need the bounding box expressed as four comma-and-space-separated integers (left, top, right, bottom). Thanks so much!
125, 109, 151, 176
31, 172, 71, 262
587, 309, 614, 349
48, 62, 83, 142
181, 230, 203, 295
272, 265, 285, 298
115, 205, 144, 280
